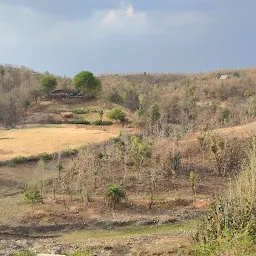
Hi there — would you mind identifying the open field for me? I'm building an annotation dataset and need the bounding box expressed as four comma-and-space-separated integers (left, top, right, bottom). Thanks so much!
0, 125, 126, 161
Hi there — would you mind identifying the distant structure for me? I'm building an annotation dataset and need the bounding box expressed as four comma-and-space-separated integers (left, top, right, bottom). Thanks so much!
216, 75, 229, 80
51, 89, 78, 97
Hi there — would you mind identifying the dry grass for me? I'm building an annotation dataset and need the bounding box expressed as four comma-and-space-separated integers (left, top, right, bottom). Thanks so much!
57, 220, 197, 245
0, 125, 122, 161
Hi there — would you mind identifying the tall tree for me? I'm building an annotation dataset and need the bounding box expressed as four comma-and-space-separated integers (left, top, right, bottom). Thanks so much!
40, 75, 57, 94
73, 71, 101, 96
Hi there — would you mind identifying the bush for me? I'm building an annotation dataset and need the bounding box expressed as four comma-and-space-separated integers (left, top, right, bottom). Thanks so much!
12, 156, 27, 164
105, 184, 126, 207
107, 108, 126, 122
193, 142, 256, 255
92, 120, 113, 126
39, 152, 53, 160
71, 119, 91, 125
24, 184, 42, 204
13, 250, 36, 256
61, 148, 79, 157
72, 109, 89, 114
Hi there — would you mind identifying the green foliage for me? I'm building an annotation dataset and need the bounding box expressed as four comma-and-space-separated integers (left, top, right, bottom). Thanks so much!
233, 71, 240, 77
72, 109, 89, 114
189, 171, 200, 195
132, 136, 152, 159
73, 71, 101, 96
13, 250, 36, 256
220, 108, 230, 124
12, 156, 27, 164
107, 108, 126, 122
71, 119, 91, 125
244, 89, 256, 97
136, 109, 143, 118
24, 184, 42, 204
171, 152, 182, 173
105, 184, 126, 207
150, 104, 160, 124
39, 152, 53, 161
92, 120, 113, 126
23, 99, 31, 110
194, 229, 256, 256
40, 75, 57, 94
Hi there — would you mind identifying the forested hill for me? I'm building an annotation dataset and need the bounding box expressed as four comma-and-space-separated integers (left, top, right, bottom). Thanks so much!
1, 64, 256, 133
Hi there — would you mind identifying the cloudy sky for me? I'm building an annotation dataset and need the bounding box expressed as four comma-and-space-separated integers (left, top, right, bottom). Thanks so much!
0, 0, 255, 76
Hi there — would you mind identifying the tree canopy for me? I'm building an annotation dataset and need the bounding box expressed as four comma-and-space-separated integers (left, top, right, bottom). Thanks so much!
40, 75, 57, 94
73, 71, 101, 96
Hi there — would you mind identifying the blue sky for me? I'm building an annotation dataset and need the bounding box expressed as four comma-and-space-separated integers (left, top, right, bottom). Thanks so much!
0, 0, 255, 76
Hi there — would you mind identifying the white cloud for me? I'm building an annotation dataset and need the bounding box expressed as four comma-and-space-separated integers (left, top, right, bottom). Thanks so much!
100, 4, 147, 31
126, 4, 134, 17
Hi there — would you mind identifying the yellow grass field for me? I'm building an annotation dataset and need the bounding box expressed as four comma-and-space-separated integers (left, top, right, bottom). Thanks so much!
0, 125, 122, 161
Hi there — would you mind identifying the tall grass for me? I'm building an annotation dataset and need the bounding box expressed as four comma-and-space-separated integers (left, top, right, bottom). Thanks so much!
193, 138, 256, 255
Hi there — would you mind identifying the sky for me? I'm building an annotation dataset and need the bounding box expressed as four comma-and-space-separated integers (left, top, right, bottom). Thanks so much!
0, 0, 255, 76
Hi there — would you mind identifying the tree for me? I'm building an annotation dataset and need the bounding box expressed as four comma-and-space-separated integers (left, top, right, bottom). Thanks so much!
40, 75, 57, 94
73, 71, 101, 96
108, 108, 126, 122
24, 184, 42, 215
150, 104, 160, 124
105, 184, 126, 207
189, 171, 200, 196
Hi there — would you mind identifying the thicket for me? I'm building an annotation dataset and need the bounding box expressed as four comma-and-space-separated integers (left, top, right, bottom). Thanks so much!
193, 139, 256, 255
100, 70, 256, 136
0, 65, 72, 127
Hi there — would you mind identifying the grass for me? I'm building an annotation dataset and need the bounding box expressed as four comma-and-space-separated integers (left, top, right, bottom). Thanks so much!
58, 220, 198, 245
0, 194, 30, 224
0, 125, 119, 161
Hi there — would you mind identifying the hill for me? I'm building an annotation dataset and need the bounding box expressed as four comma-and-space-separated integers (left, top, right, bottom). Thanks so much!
1, 65, 256, 255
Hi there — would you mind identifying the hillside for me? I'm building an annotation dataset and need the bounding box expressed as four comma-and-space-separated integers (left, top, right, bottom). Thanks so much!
1, 66, 256, 255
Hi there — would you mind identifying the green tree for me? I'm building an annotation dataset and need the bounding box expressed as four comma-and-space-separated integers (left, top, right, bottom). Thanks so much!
24, 184, 42, 215
108, 108, 126, 122
73, 71, 101, 96
105, 184, 126, 207
40, 75, 57, 94
189, 171, 200, 196
150, 104, 160, 124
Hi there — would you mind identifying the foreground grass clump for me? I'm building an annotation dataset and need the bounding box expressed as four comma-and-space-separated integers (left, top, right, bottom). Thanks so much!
193, 142, 256, 255
13, 250, 36, 256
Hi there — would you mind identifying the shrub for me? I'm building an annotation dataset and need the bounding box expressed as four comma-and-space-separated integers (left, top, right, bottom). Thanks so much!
193, 142, 256, 255
61, 148, 79, 157
69, 119, 91, 125
24, 184, 42, 203
72, 109, 89, 114
39, 152, 53, 160
13, 250, 36, 256
12, 156, 27, 164
92, 120, 113, 126
105, 184, 126, 207
189, 171, 200, 196
107, 108, 126, 122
